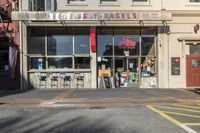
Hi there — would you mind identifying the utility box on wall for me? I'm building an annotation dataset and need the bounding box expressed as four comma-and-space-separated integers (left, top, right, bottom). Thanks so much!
171, 57, 180, 75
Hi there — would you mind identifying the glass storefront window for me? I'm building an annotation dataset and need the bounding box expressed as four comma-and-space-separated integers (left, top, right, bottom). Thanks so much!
114, 35, 139, 56
98, 57, 113, 70
48, 57, 72, 69
47, 29, 73, 55
74, 35, 90, 54
141, 37, 155, 56
47, 35, 73, 55
29, 57, 46, 70
97, 35, 113, 56
28, 28, 45, 54
141, 57, 156, 77
75, 57, 90, 69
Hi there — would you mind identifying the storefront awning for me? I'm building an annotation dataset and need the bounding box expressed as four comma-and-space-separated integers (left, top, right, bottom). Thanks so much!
11, 11, 172, 21
178, 36, 200, 41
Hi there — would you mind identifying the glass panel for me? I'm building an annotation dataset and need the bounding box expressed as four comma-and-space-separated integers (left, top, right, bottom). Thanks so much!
28, 28, 45, 54
33, 0, 45, 11
192, 59, 200, 68
97, 35, 113, 56
29, 57, 46, 70
48, 57, 72, 69
47, 29, 73, 55
114, 35, 139, 56
46, 0, 52, 11
141, 37, 155, 56
75, 57, 90, 69
98, 57, 113, 71
190, 44, 200, 55
141, 57, 156, 77
74, 35, 90, 54
0, 53, 9, 72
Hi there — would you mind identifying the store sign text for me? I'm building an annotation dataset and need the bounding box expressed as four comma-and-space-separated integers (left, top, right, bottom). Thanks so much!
12, 11, 172, 21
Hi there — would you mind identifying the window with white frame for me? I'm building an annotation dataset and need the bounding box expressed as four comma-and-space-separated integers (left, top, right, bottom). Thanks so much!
132, 0, 149, 4
29, 0, 55, 11
100, 0, 117, 4
67, 0, 85, 4
190, 0, 200, 2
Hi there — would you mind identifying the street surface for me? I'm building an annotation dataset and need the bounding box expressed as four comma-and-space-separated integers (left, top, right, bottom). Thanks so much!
0, 88, 199, 133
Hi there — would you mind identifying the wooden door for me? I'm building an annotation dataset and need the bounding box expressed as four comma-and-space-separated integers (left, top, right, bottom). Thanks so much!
186, 55, 200, 87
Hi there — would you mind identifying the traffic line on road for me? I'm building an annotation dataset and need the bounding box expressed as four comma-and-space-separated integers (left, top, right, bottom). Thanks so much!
171, 104, 200, 109
163, 111, 200, 119
153, 105, 200, 113
64, 98, 89, 101
183, 123, 200, 126
179, 124, 198, 133
147, 105, 198, 133
14, 98, 44, 101
52, 89, 75, 101
147, 105, 181, 125
103, 98, 132, 100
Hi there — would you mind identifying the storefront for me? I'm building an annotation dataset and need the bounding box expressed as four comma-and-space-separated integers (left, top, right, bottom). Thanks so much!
97, 27, 157, 88
12, 11, 175, 89
25, 26, 157, 89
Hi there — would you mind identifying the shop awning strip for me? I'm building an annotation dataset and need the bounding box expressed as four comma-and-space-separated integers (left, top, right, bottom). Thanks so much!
178, 36, 200, 41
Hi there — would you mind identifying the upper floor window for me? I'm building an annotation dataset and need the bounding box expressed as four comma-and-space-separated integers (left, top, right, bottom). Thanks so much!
132, 0, 149, 4
29, 0, 55, 11
67, 0, 85, 4
190, 0, 200, 2
100, 0, 117, 4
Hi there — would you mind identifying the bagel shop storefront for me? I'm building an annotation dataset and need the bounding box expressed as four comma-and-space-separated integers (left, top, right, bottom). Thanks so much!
12, 11, 172, 89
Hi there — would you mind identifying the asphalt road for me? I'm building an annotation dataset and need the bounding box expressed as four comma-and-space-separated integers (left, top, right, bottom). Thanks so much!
0, 88, 199, 133
0, 106, 189, 133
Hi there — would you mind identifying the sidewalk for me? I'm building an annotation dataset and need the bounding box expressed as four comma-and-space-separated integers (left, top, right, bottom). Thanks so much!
0, 88, 199, 107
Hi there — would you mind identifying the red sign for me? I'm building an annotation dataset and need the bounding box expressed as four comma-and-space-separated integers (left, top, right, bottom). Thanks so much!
90, 27, 96, 52
118, 36, 136, 49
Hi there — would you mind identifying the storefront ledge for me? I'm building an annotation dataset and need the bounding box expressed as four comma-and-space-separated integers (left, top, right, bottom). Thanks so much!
185, 4, 200, 7
27, 69, 91, 73
178, 36, 200, 41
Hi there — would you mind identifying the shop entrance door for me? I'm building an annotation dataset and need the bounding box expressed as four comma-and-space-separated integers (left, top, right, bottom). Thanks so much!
186, 55, 200, 87
115, 57, 139, 87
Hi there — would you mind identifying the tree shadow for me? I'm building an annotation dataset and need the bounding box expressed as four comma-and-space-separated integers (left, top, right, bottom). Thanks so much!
0, 108, 117, 133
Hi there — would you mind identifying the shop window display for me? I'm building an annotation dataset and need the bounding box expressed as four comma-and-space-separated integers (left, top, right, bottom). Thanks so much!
28, 27, 90, 71
97, 27, 157, 88
48, 57, 72, 69
75, 57, 90, 69
141, 57, 156, 77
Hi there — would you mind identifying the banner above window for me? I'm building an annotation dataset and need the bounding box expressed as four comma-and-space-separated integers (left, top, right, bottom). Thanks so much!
12, 11, 172, 21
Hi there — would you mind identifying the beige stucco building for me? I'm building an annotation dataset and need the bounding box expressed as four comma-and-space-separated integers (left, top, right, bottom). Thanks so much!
12, 0, 200, 89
